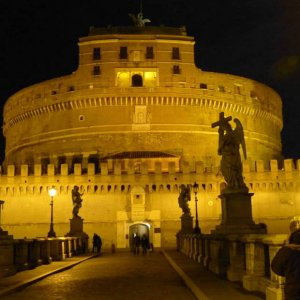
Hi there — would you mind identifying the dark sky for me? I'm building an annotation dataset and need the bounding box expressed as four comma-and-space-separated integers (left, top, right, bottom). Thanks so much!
0, 0, 300, 161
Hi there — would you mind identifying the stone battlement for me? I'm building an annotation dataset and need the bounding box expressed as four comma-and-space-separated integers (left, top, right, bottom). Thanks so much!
1, 158, 298, 176
0, 158, 299, 196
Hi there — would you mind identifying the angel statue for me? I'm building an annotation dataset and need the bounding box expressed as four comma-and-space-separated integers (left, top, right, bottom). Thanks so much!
178, 184, 191, 215
72, 185, 84, 217
128, 12, 151, 27
212, 112, 248, 192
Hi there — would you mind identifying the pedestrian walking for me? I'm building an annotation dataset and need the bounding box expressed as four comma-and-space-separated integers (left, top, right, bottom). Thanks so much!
141, 234, 149, 254
97, 234, 102, 253
92, 233, 102, 254
271, 229, 300, 300
133, 234, 141, 255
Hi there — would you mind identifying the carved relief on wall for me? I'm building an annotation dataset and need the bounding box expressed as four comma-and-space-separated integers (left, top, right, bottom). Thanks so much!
132, 105, 151, 130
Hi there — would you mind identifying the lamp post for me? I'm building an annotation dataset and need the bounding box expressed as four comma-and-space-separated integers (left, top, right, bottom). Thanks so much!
0, 200, 4, 231
48, 187, 57, 238
193, 182, 201, 234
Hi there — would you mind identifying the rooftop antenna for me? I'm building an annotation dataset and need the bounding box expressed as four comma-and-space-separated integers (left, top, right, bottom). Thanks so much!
129, 0, 151, 27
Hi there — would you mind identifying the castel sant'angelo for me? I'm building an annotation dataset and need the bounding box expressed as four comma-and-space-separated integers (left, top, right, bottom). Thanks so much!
1, 13, 299, 249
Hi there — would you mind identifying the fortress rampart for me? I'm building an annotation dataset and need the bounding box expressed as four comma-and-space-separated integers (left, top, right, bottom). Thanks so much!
0, 158, 299, 195
1, 158, 299, 242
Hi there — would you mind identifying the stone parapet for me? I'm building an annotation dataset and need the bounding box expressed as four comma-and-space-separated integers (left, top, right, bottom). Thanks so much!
177, 232, 289, 300
1, 236, 86, 279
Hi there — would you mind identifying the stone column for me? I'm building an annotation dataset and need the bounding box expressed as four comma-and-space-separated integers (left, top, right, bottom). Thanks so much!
227, 234, 246, 282
242, 234, 267, 293
14, 239, 30, 271
203, 235, 211, 268
0, 229, 16, 278
208, 235, 229, 277
264, 234, 287, 300
28, 239, 42, 268
39, 238, 52, 264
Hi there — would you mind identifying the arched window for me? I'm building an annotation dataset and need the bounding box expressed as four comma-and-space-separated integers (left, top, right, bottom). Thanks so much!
132, 74, 143, 87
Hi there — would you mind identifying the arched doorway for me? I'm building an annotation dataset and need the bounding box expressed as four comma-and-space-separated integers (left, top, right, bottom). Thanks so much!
129, 223, 150, 252
131, 74, 143, 87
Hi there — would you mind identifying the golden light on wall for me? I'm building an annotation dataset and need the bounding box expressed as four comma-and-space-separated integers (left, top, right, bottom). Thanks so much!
116, 69, 158, 87
117, 71, 130, 87
144, 71, 157, 87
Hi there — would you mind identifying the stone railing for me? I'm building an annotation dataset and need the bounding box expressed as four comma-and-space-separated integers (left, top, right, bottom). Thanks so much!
177, 232, 288, 300
0, 235, 88, 279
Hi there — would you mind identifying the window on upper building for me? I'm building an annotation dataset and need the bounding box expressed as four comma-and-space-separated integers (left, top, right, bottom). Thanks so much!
131, 74, 143, 87
172, 47, 180, 59
218, 85, 225, 92
120, 47, 128, 59
93, 65, 101, 76
250, 91, 258, 99
93, 48, 101, 60
200, 83, 207, 89
234, 84, 242, 94
146, 47, 154, 59
173, 65, 181, 74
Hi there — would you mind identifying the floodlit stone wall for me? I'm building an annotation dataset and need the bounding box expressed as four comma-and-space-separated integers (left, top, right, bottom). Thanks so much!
1, 158, 300, 248
1, 26, 287, 248
3, 27, 282, 168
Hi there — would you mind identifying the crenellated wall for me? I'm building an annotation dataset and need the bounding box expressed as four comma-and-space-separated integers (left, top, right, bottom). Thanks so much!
1, 158, 300, 248
0, 158, 299, 188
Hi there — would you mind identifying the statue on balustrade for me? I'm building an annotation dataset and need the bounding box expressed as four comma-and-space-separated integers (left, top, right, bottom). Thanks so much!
212, 112, 248, 193
178, 184, 191, 215
72, 185, 84, 217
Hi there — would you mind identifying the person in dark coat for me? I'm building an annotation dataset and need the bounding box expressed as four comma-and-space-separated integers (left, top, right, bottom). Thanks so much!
141, 234, 149, 254
97, 234, 102, 253
92, 233, 102, 254
271, 229, 300, 300
133, 234, 141, 255
92, 233, 98, 253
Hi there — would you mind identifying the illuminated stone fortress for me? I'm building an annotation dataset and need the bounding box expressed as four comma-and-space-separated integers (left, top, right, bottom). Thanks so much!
1, 21, 298, 249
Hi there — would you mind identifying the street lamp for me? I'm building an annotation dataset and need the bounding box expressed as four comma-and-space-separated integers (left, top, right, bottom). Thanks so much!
48, 186, 57, 238
193, 182, 201, 234
0, 200, 4, 231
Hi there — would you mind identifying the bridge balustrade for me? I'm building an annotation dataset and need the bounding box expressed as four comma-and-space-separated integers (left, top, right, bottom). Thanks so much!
177, 232, 287, 300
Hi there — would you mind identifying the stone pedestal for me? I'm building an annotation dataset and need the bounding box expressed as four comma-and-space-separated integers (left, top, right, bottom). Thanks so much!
213, 192, 266, 234
0, 229, 16, 278
65, 216, 89, 253
180, 214, 193, 234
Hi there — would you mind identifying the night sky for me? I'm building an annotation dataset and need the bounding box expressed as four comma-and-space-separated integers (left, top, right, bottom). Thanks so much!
0, 0, 299, 162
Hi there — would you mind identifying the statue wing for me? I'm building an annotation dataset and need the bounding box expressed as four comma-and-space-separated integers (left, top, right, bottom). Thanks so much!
143, 18, 151, 24
128, 13, 137, 24
233, 118, 247, 159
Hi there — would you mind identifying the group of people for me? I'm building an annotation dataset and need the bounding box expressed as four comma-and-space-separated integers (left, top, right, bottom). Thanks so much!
132, 233, 151, 255
92, 233, 102, 254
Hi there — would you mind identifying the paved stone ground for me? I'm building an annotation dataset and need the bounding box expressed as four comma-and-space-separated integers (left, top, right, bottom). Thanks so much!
0, 251, 196, 300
